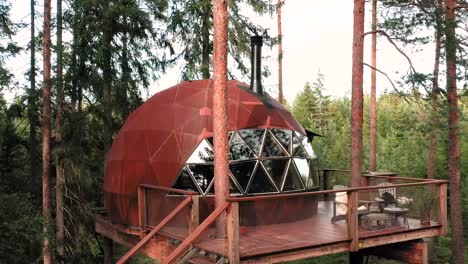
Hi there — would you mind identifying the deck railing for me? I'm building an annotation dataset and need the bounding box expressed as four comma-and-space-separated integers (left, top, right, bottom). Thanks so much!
227, 176, 447, 254
125, 175, 448, 264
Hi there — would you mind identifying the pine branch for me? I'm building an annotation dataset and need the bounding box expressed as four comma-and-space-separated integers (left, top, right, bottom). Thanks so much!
363, 63, 398, 93
362, 29, 429, 94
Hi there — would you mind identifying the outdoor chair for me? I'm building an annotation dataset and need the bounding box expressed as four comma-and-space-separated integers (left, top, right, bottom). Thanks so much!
331, 185, 371, 223
375, 182, 397, 210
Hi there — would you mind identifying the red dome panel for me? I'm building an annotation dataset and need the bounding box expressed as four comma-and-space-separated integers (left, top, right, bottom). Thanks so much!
104, 80, 305, 226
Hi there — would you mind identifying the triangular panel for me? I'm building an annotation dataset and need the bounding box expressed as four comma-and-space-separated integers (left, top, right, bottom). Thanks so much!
261, 159, 288, 188
172, 167, 201, 193
294, 158, 311, 187
238, 129, 265, 155
229, 133, 255, 161
206, 176, 242, 194
230, 161, 256, 192
187, 139, 214, 163
188, 165, 214, 193
271, 129, 291, 154
248, 165, 277, 193
292, 134, 309, 158
283, 161, 305, 191
295, 131, 316, 158
261, 132, 287, 157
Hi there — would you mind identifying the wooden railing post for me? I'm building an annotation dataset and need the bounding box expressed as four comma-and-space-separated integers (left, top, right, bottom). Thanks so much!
227, 202, 240, 264
347, 190, 359, 252
323, 169, 331, 200
437, 183, 448, 236
138, 186, 146, 232
190, 196, 199, 234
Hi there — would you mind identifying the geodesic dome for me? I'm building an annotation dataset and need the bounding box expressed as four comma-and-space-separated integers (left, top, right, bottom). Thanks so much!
104, 79, 319, 226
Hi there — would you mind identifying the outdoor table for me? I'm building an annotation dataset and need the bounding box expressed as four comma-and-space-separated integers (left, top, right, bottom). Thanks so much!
361, 213, 390, 230
384, 207, 409, 228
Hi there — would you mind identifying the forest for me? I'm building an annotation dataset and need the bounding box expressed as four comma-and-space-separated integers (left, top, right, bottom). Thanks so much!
0, 0, 466, 263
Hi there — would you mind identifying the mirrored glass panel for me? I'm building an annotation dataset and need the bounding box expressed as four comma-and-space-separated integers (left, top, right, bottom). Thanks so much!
206, 176, 242, 194
188, 165, 214, 193
292, 134, 308, 158
230, 161, 257, 192
262, 159, 288, 188
295, 131, 316, 158
187, 139, 214, 163
238, 129, 264, 155
229, 133, 255, 160
261, 132, 287, 157
248, 165, 277, 193
283, 162, 305, 191
173, 166, 200, 193
294, 158, 314, 188
271, 129, 291, 153
309, 158, 319, 188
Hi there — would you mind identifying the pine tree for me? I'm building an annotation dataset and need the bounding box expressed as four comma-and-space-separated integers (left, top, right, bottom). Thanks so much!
164, 0, 275, 80
41, 0, 52, 261
445, 0, 464, 262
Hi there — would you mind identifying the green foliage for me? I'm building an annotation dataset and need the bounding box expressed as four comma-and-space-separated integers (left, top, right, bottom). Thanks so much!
164, 0, 274, 80
0, 193, 42, 263
290, 75, 468, 263
0, 0, 20, 89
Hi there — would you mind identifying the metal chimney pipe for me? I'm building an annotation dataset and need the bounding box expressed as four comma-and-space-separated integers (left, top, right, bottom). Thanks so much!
250, 36, 264, 95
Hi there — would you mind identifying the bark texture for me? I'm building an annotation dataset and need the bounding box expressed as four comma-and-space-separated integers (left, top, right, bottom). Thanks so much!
55, 0, 65, 258
369, 0, 377, 172
445, 0, 465, 263
42, 0, 52, 262
202, 7, 211, 79
103, 1, 113, 153
351, 0, 365, 188
277, 0, 283, 104
29, 0, 38, 183
212, 0, 229, 238
427, 0, 443, 179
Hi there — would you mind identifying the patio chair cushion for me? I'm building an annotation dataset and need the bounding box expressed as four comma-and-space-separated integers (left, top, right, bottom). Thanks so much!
382, 192, 397, 206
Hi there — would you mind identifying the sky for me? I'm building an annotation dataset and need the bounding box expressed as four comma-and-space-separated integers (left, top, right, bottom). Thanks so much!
6, 0, 439, 103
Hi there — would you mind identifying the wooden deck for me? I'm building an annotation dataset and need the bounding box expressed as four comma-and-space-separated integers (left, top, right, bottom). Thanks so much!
99, 178, 447, 263
152, 200, 440, 261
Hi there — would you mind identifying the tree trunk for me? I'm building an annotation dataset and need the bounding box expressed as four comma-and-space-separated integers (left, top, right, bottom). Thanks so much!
102, 3, 114, 262
42, 0, 53, 262
427, 0, 443, 179
55, 0, 65, 258
29, 0, 38, 184
350, 0, 365, 188
103, 2, 113, 153
369, 0, 377, 172
212, 0, 229, 238
201, 6, 211, 79
444, 0, 465, 263
277, 0, 283, 104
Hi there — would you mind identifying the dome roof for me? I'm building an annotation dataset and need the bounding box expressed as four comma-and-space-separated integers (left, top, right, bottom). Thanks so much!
104, 79, 306, 225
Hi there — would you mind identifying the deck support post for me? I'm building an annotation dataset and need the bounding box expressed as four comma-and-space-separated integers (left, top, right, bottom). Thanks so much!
361, 239, 428, 264
349, 251, 364, 264
227, 202, 240, 264
437, 183, 448, 236
322, 169, 331, 200
347, 190, 359, 252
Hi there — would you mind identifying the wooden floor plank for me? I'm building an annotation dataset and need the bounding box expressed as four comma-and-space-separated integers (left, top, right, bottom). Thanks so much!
97, 200, 442, 262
